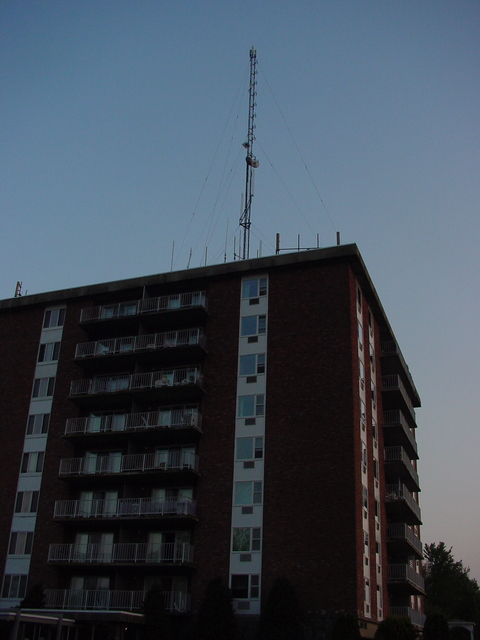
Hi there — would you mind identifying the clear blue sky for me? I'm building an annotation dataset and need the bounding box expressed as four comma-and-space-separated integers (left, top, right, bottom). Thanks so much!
1, 1, 479, 580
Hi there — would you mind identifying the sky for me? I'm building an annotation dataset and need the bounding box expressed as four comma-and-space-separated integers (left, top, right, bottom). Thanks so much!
1, 1, 479, 581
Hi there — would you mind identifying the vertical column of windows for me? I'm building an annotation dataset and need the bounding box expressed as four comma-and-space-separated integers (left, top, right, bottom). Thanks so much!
357, 286, 371, 618
1, 306, 65, 606
229, 277, 268, 615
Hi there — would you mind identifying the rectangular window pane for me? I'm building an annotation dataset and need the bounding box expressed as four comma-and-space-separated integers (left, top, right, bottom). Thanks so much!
241, 316, 257, 336
234, 482, 252, 505
236, 437, 253, 460
231, 575, 249, 599
254, 437, 264, 459
255, 395, 265, 416
258, 315, 266, 334
253, 482, 262, 504
242, 280, 259, 299
238, 396, 255, 418
233, 528, 251, 552
239, 354, 256, 376
27, 414, 50, 435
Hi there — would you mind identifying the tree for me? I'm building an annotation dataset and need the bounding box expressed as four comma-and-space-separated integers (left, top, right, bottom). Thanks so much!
195, 577, 235, 640
256, 576, 303, 640
424, 542, 480, 624
142, 582, 173, 640
422, 613, 449, 640
331, 612, 362, 640
374, 615, 416, 640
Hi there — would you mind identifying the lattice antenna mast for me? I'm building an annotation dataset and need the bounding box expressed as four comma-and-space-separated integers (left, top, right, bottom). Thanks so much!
239, 47, 259, 260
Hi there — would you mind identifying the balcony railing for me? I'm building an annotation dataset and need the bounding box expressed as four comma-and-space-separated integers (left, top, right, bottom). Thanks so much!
80, 291, 206, 323
390, 607, 425, 628
387, 564, 425, 592
45, 589, 190, 612
70, 367, 203, 397
385, 483, 422, 523
384, 446, 420, 490
380, 340, 421, 406
65, 408, 201, 436
54, 496, 197, 519
75, 329, 205, 359
382, 375, 416, 420
386, 523, 423, 557
48, 542, 194, 564
59, 451, 199, 476
383, 410, 418, 457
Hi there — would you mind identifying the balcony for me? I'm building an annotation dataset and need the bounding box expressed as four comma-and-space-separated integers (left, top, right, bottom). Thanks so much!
45, 589, 190, 612
64, 408, 202, 437
59, 451, 199, 478
79, 291, 207, 327
53, 496, 197, 520
74, 329, 206, 369
390, 607, 425, 628
385, 483, 422, 525
383, 410, 418, 460
69, 367, 204, 406
386, 523, 423, 558
387, 564, 425, 594
382, 375, 417, 422
380, 340, 421, 408
384, 446, 420, 493
48, 542, 194, 565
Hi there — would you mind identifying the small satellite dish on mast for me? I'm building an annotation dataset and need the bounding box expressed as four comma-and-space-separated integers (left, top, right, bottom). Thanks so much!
239, 46, 259, 260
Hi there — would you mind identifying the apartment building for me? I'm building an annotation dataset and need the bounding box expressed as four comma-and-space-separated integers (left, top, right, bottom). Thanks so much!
0, 244, 424, 639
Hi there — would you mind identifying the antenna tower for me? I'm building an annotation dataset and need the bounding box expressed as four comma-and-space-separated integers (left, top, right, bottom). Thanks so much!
239, 47, 259, 260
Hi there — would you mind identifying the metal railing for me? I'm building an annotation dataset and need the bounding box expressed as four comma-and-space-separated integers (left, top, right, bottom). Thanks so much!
380, 340, 420, 405
59, 451, 199, 476
383, 410, 418, 456
390, 607, 425, 627
53, 496, 197, 519
44, 589, 190, 612
384, 446, 420, 488
48, 542, 194, 564
75, 329, 205, 359
386, 523, 423, 556
80, 291, 206, 323
65, 407, 201, 435
385, 483, 421, 522
70, 367, 203, 397
387, 564, 425, 591
382, 375, 416, 420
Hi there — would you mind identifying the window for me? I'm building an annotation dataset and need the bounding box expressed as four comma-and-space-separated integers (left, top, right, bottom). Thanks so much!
242, 278, 267, 299
239, 353, 266, 376
362, 485, 368, 511
236, 437, 263, 461
369, 344, 375, 370
15, 491, 39, 514
21, 451, 44, 474
357, 287, 362, 311
9, 532, 34, 555
2, 574, 28, 599
43, 308, 66, 328
360, 400, 366, 429
371, 381, 376, 405
38, 342, 61, 363
231, 574, 259, 599
32, 377, 55, 398
232, 528, 261, 552
362, 444, 367, 473
26, 413, 50, 435
359, 360, 365, 388
358, 320, 363, 349
234, 481, 262, 506
372, 418, 377, 441
373, 459, 379, 480
241, 315, 266, 337
238, 395, 265, 418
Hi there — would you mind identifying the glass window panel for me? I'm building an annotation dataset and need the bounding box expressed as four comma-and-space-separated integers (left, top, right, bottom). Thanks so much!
231, 575, 249, 599
241, 316, 257, 336
234, 482, 252, 505
236, 438, 253, 460
233, 528, 251, 552
239, 354, 256, 376
238, 396, 255, 418
242, 280, 258, 299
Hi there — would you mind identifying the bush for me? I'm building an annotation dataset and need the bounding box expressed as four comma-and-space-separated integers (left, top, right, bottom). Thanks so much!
195, 577, 235, 640
423, 613, 449, 640
374, 615, 417, 640
331, 612, 362, 640
256, 576, 303, 640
